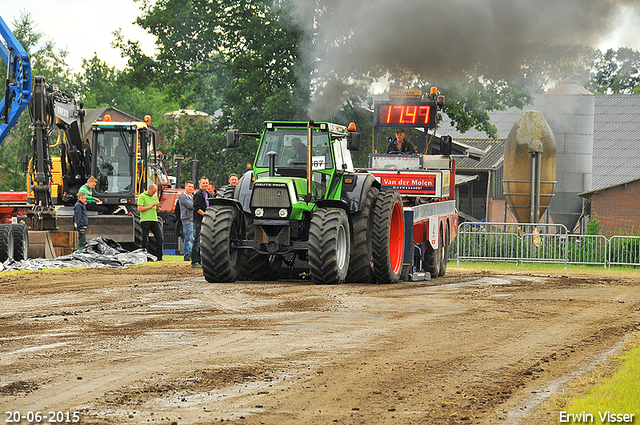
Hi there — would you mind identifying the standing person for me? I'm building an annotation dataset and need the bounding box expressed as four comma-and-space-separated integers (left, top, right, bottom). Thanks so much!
219, 173, 239, 198
73, 192, 89, 249
191, 177, 210, 268
178, 180, 195, 262
137, 183, 164, 261
386, 128, 417, 154
207, 181, 218, 199
78, 176, 108, 213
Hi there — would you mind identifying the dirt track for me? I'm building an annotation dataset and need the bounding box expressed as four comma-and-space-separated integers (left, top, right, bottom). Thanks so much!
1, 263, 639, 425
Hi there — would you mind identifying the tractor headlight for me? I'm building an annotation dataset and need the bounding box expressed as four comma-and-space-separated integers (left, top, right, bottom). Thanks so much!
255, 208, 264, 218
279, 208, 288, 218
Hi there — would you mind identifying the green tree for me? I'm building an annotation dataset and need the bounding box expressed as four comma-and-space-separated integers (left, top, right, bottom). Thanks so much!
75, 54, 178, 125
589, 48, 640, 94
115, 0, 310, 182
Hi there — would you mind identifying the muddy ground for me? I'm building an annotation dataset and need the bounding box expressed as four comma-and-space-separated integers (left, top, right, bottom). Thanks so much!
1, 263, 639, 425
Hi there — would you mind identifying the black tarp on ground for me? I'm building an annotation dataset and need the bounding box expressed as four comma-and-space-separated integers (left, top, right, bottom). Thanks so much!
0, 237, 155, 272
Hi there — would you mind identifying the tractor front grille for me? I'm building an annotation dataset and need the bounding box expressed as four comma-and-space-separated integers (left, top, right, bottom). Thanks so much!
250, 183, 291, 209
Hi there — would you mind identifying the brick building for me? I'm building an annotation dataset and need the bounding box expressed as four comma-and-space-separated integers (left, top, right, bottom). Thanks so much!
579, 178, 640, 237
84, 107, 162, 146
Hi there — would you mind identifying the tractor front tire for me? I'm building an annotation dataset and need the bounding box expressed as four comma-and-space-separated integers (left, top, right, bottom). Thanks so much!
201, 206, 241, 283
309, 208, 351, 284
372, 190, 404, 284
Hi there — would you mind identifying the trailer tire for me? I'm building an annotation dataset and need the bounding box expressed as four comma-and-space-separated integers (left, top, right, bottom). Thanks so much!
424, 230, 442, 278
201, 206, 240, 283
12, 223, 29, 261
439, 225, 450, 277
347, 186, 379, 283
238, 214, 273, 281
0, 224, 15, 263
372, 190, 404, 284
309, 208, 351, 284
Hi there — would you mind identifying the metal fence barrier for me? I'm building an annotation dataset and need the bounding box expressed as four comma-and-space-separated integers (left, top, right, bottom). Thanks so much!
608, 235, 640, 268
455, 222, 634, 269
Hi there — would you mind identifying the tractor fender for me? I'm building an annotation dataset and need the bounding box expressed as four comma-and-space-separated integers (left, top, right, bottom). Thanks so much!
314, 199, 350, 215
234, 170, 254, 213
206, 197, 246, 234
208, 197, 243, 211
341, 172, 380, 214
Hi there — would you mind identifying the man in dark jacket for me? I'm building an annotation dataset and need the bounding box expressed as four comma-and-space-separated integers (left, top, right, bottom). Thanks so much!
191, 177, 210, 268
73, 192, 89, 249
386, 128, 417, 154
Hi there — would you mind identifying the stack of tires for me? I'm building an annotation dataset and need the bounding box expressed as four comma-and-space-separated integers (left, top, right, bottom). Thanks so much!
0, 223, 29, 263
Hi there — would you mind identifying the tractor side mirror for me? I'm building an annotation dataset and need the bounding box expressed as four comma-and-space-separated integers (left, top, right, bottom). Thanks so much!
227, 129, 240, 148
347, 132, 360, 151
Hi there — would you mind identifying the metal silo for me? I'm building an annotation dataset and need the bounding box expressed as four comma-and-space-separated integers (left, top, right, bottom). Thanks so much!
543, 82, 594, 231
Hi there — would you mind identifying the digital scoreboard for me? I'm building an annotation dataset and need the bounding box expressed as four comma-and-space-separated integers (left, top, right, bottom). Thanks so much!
375, 101, 438, 128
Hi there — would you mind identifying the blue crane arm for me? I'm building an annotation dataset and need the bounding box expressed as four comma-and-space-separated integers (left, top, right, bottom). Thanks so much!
0, 15, 32, 145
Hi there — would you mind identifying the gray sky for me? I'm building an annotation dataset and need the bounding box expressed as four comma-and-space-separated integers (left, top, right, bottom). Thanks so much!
3, 0, 156, 71
3, 0, 640, 74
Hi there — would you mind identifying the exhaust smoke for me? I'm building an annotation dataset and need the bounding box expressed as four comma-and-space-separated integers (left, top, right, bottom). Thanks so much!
291, 0, 640, 116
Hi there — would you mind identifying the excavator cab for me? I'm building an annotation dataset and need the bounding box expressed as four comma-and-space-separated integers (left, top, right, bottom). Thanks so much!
91, 118, 158, 212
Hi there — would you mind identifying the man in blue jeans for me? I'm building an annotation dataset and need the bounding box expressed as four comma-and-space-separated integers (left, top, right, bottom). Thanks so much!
178, 180, 195, 261
191, 177, 210, 268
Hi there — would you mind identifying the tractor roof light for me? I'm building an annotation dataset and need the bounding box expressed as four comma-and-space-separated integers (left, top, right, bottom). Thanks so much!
348, 122, 357, 131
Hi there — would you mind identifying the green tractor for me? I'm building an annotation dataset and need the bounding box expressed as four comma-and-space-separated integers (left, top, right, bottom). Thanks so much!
200, 121, 405, 284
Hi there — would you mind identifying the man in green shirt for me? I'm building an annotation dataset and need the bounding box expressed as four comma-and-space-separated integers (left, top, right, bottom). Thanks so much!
137, 183, 163, 261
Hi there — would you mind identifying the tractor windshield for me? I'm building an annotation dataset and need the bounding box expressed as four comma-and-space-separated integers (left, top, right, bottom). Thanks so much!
255, 128, 333, 170
95, 129, 134, 194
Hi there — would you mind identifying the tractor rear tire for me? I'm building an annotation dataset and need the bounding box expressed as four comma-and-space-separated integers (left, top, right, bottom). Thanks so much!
238, 214, 272, 281
201, 206, 240, 283
372, 190, 404, 284
12, 223, 28, 261
0, 224, 15, 263
347, 186, 379, 283
309, 208, 351, 284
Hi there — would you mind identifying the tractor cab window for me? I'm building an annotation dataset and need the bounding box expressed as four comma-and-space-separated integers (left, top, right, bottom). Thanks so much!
95, 129, 134, 194
255, 128, 333, 170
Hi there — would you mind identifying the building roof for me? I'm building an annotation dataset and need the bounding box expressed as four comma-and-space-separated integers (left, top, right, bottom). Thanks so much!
85, 107, 144, 126
591, 94, 640, 191
453, 138, 505, 171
